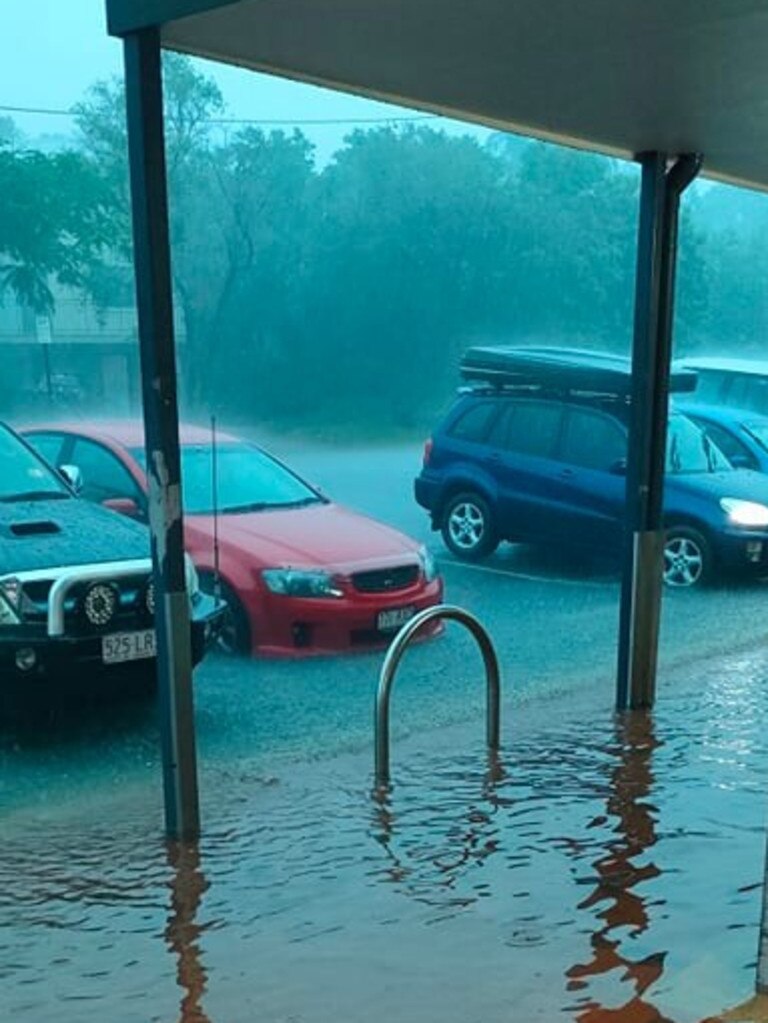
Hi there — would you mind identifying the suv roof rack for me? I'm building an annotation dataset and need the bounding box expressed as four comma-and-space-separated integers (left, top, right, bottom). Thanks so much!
460, 345, 698, 397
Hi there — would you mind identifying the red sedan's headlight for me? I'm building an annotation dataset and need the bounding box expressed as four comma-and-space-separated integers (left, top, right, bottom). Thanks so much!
419, 546, 439, 583
262, 568, 344, 599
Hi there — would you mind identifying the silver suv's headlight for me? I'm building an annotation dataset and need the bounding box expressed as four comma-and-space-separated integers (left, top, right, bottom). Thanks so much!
720, 498, 768, 528
262, 568, 343, 599
419, 546, 439, 583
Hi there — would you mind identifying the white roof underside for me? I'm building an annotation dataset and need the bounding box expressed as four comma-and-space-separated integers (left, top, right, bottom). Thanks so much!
117, 0, 768, 192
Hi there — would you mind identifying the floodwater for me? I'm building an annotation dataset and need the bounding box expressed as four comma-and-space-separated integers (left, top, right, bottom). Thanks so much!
2, 646, 768, 1022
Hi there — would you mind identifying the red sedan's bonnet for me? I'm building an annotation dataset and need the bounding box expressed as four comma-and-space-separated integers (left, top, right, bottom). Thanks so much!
188, 501, 420, 571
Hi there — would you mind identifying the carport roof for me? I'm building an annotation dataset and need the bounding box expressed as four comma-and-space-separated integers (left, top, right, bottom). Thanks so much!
106, 0, 768, 191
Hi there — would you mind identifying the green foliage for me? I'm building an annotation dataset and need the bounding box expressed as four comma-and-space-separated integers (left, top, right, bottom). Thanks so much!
3, 54, 765, 435
0, 146, 113, 313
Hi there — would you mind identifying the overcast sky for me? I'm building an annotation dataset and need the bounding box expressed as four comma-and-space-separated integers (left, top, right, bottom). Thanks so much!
0, 0, 491, 161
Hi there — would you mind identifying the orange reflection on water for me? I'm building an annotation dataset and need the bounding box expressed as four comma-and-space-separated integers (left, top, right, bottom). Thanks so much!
565, 711, 671, 1023
165, 840, 212, 1023
370, 751, 506, 907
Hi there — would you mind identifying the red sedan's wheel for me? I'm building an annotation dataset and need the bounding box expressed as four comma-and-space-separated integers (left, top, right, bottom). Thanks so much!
201, 576, 251, 655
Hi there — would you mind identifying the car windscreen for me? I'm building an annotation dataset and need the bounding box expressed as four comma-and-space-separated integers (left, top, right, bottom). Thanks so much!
131, 443, 323, 514
0, 426, 69, 502
666, 414, 731, 475
744, 422, 768, 454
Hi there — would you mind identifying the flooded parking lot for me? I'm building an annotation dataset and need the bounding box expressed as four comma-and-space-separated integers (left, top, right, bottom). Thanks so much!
3, 444, 768, 1022
3, 639, 768, 1023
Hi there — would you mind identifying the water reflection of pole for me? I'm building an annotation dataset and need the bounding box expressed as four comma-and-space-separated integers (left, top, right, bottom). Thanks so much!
165, 840, 211, 1023
565, 711, 670, 1022
370, 751, 505, 902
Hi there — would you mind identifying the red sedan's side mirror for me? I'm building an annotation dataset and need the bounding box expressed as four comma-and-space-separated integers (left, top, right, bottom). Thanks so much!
103, 496, 143, 519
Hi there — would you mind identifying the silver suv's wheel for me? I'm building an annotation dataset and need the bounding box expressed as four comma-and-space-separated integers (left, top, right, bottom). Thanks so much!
663, 528, 711, 588
441, 492, 498, 560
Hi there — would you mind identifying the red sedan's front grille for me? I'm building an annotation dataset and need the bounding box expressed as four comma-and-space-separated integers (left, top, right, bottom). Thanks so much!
351, 564, 420, 594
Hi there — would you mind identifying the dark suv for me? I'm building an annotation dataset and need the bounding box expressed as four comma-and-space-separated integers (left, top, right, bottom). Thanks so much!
415, 347, 768, 587
0, 421, 223, 683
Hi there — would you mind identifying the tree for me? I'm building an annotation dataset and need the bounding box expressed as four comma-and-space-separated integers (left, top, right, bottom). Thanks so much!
174, 126, 315, 411
76, 55, 318, 414
0, 141, 113, 313
289, 126, 509, 430
495, 141, 639, 347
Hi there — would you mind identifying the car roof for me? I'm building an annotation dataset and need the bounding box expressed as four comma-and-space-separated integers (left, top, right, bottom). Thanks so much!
676, 356, 768, 377
21, 419, 242, 448
461, 345, 697, 397
678, 402, 768, 427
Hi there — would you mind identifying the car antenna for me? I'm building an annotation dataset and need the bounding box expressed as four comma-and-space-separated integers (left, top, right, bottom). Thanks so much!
211, 413, 222, 606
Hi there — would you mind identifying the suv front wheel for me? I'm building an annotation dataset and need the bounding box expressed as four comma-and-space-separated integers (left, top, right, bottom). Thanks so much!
663, 526, 712, 588
441, 492, 499, 561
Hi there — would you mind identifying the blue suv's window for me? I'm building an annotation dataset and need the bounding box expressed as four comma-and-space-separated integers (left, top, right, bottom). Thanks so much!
487, 404, 514, 447
561, 408, 626, 471
694, 370, 728, 404
725, 374, 768, 415
449, 402, 496, 443
666, 415, 730, 474
505, 401, 563, 459
696, 420, 756, 468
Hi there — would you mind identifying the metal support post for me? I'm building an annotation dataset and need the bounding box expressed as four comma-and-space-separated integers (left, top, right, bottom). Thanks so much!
757, 832, 768, 994
616, 151, 701, 711
124, 28, 200, 839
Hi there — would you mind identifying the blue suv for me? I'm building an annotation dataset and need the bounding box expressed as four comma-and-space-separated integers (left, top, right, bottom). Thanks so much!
415, 348, 768, 587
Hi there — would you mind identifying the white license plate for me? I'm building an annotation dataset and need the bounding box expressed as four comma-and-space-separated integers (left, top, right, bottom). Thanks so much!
377, 606, 416, 632
102, 629, 157, 665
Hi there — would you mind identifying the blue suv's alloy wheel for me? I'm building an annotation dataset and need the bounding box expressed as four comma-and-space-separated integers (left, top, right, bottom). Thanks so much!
663, 528, 710, 587
442, 492, 498, 560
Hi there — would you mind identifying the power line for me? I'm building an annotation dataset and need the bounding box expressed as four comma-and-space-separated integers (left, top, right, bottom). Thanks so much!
0, 102, 439, 127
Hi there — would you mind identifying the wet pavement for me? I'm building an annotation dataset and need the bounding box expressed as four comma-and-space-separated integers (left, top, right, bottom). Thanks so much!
3, 643, 768, 1022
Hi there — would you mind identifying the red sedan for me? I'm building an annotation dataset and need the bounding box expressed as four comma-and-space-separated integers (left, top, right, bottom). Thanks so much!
21, 422, 443, 657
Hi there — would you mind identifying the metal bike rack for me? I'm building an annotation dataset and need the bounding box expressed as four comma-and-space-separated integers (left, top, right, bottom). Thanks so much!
374, 604, 501, 787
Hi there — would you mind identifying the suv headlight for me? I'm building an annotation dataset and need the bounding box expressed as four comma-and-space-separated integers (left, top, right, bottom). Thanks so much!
0, 593, 20, 626
262, 568, 343, 599
419, 546, 439, 583
0, 578, 21, 626
720, 498, 768, 528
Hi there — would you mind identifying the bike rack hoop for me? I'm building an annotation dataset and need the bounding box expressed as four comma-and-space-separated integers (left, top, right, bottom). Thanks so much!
374, 603, 501, 787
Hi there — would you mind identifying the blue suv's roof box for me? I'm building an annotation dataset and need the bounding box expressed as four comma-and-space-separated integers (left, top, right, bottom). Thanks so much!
460, 346, 698, 396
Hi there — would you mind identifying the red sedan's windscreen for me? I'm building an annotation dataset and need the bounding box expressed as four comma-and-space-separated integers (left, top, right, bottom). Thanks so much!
131, 443, 322, 515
